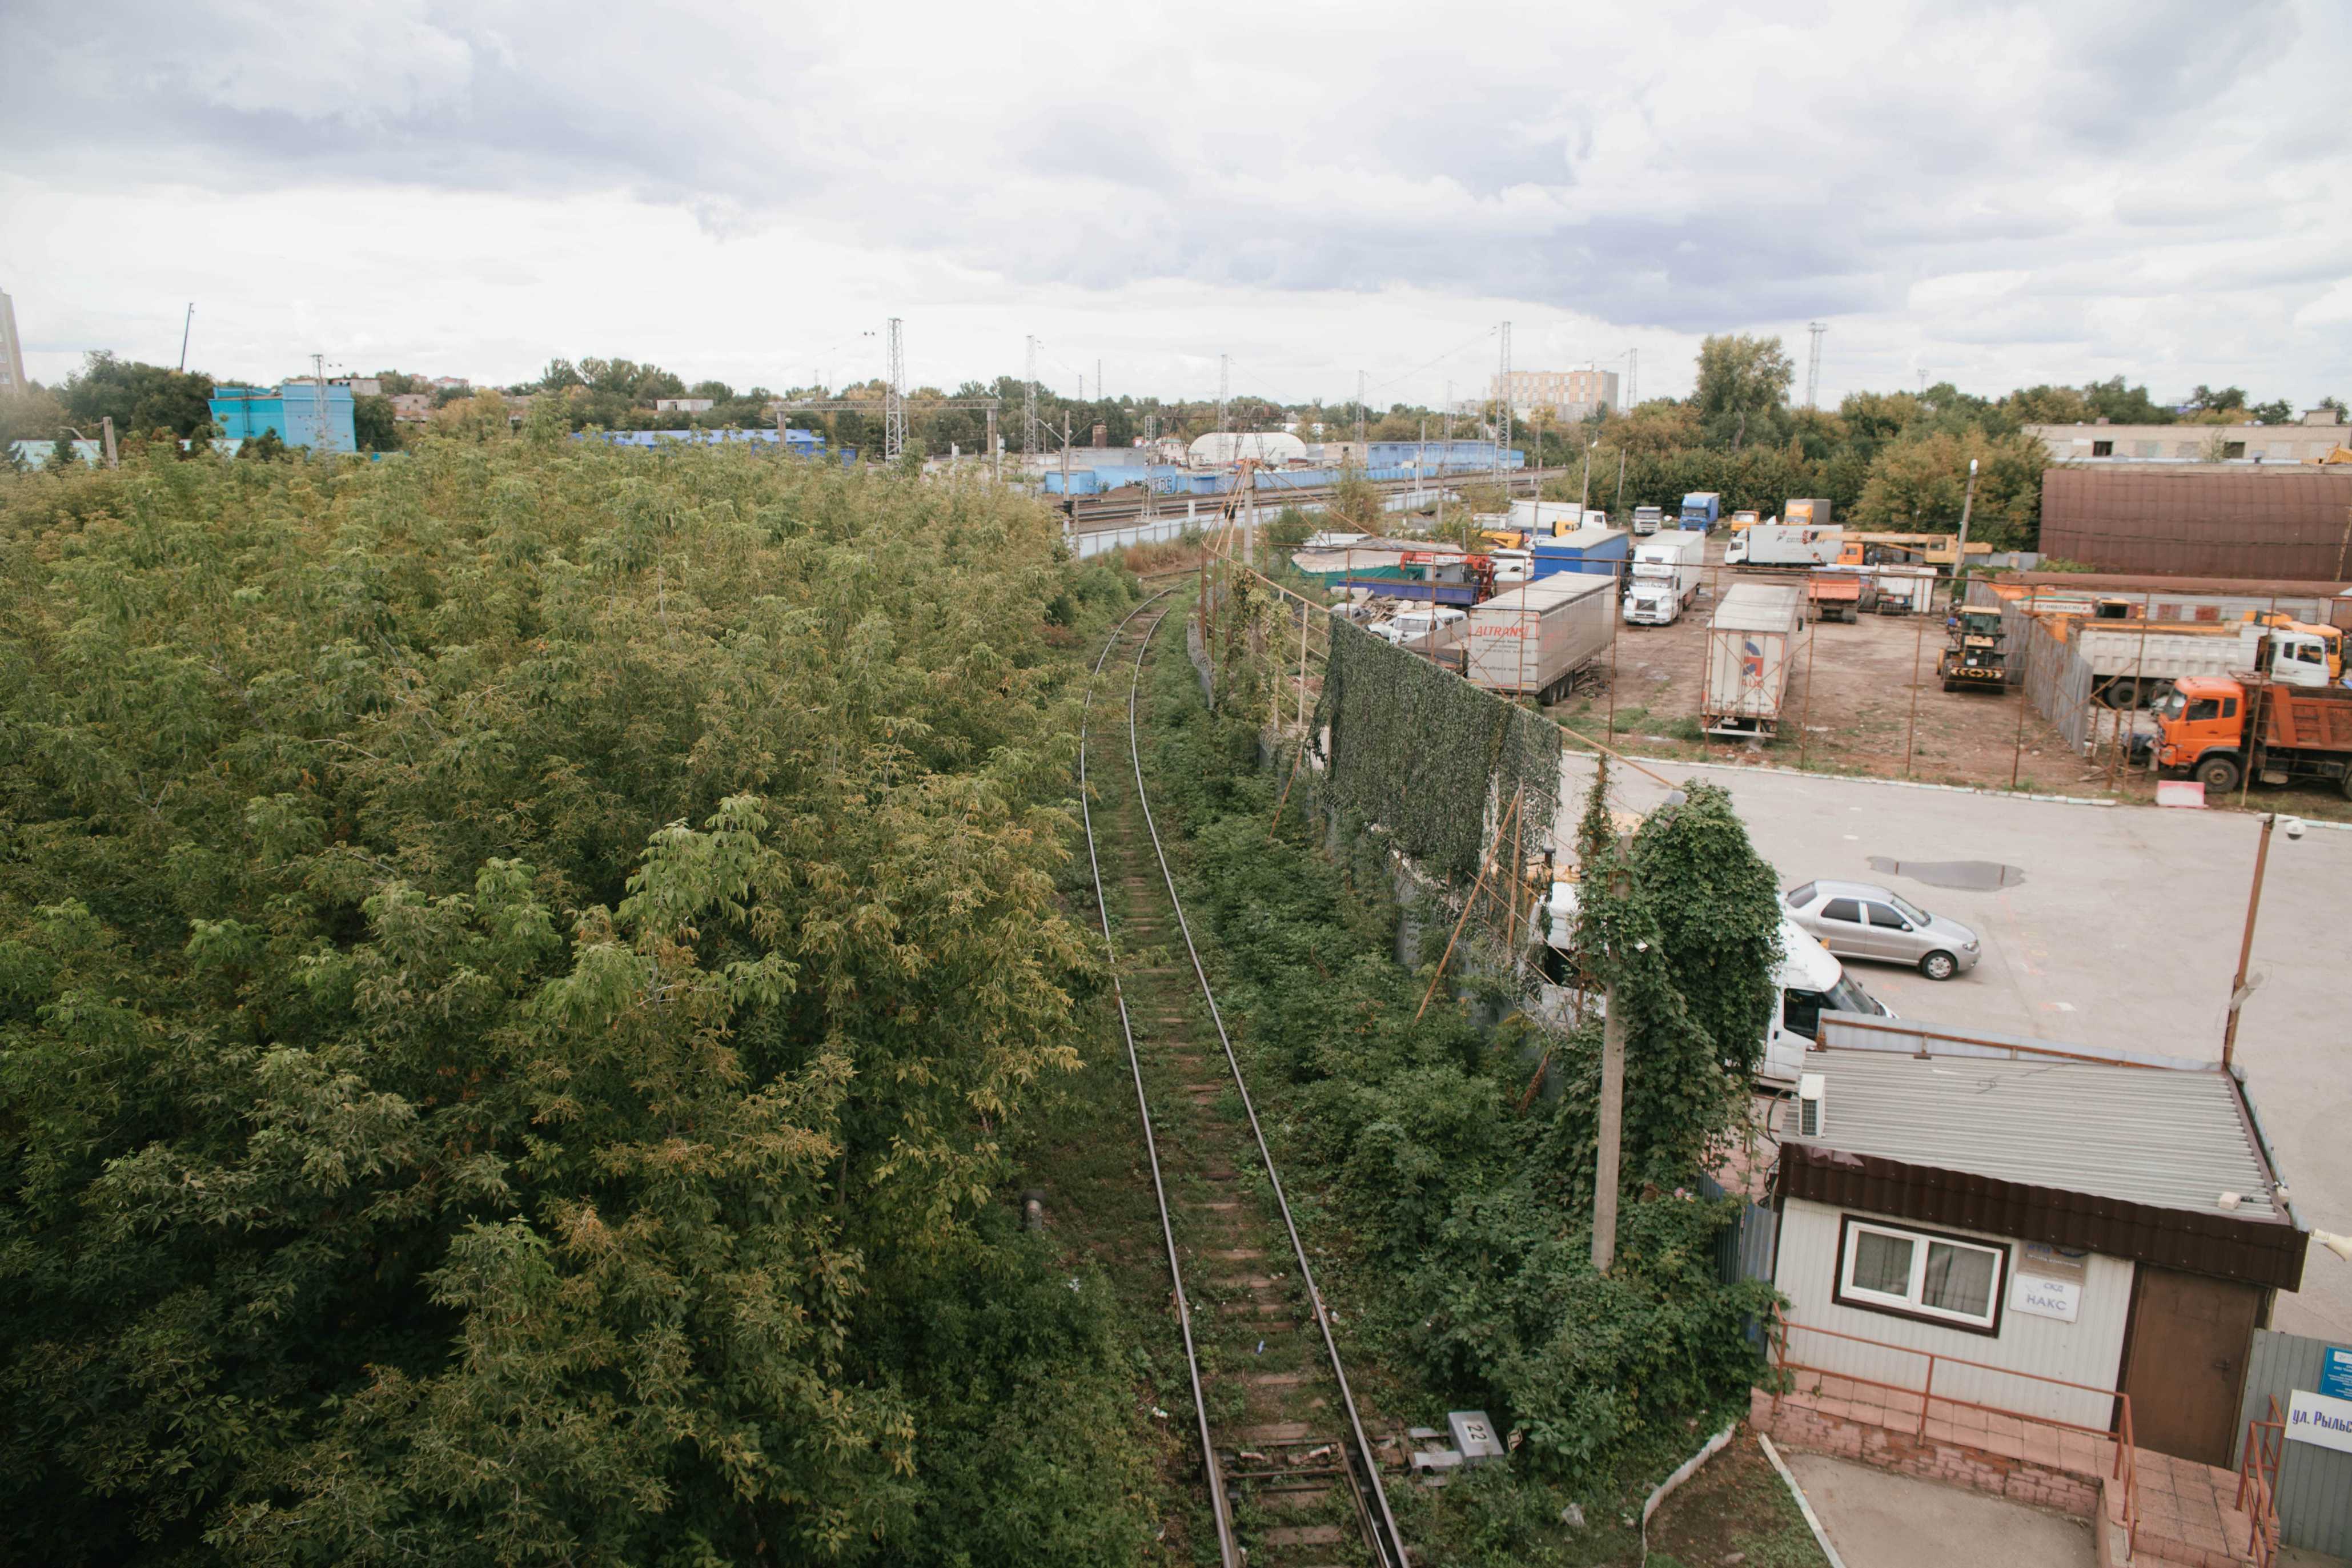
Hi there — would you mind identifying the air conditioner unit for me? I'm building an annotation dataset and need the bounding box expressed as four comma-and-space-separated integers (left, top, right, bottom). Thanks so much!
1797, 1072, 1826, 1138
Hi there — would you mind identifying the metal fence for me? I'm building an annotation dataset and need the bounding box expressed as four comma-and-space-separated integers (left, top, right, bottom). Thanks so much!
1065, 515, 1193, 560
2234, 1328, 2352, 1556
2014, 606, 2096, 754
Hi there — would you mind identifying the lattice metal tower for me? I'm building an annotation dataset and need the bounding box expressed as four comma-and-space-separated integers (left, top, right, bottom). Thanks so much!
1494, 320, 1512, 479
1624, 347, 1638, 410
1805, 321, 1827, 410
1023, 336, 1039, 464
884, 317, 908, 462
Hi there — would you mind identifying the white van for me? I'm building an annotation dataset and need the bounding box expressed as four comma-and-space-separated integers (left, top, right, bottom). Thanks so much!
1540, 885, 1890, 1085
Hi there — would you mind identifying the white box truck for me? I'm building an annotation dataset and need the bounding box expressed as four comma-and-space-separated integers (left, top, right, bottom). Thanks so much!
1462, 574, 1617, 701
1623, 532, 1707, 625
1632, 505, 1665, 536
1703, 582, 1805, 738
1724, 523, 1843, 568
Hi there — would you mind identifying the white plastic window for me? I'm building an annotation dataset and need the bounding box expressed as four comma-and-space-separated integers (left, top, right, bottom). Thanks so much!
1838, 1220, 2004, 1329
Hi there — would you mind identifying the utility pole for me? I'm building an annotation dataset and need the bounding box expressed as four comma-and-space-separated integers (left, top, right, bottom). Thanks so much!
1805, 321, 1828, 410
1581, 440, 1597, 512
1141, 412, 1157, 525
1355, 369, 1367, 452
1095, 357, 1103, 407
1495, 320, 1512, 483
1023, 336, 1039, 469
312, 353, 328, 451
985, 407, 998, 484
1591, 832, 1631, 1274
178, 304, 195, 372
884, 317, 907, 464
2222, 814, 2282, 1070
1217, 353, 1230, 436
1624, 346, 1637, 410
1061, 413, 1071, 496
1952, 456, 1980, 612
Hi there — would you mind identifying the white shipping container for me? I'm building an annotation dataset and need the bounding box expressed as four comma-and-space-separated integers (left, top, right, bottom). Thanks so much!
1703, 583, 1805, 736
1865, 564, 1937, 614
1728, 523, 1843, 567
1461, 574, 1617, 699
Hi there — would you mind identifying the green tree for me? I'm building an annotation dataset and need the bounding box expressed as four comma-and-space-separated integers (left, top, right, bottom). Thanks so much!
58, 351, 216, 437
46, 431, 81, 469
1853, 426, 2045, 548
351, 393, 403, 452
1692, 334, 1793, 450
2247, 397, 2294, 425
237, 426, 288, 460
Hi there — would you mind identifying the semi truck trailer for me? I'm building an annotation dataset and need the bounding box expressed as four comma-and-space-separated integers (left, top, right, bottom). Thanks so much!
1703, 582, 1806, 738
1461, 573, 1618, 701
1725, 522, 1844, 568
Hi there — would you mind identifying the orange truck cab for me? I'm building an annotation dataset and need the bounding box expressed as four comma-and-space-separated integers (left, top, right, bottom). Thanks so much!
2154, 672, 2352, 797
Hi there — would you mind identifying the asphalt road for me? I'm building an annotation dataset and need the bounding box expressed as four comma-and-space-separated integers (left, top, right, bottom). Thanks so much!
1559, 753, 2352, 1341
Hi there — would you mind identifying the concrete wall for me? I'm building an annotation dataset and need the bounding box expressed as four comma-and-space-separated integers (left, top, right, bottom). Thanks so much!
1776, 1197, 2132, 1430
2030, 419, 2349, 465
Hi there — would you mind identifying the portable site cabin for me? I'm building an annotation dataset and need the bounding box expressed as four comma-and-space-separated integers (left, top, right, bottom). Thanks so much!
1771, 1015, 2306, 1470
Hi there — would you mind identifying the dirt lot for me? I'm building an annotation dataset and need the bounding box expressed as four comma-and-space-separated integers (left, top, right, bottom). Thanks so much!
1546, 536, 2352, 818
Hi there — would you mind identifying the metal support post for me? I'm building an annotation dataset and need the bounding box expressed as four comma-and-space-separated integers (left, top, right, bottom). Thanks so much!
2221, 813, 2277, 1069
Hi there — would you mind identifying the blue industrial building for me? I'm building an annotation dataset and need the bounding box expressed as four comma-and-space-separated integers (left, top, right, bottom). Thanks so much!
1042, 444, 1523, 497
209, 383, 358, 453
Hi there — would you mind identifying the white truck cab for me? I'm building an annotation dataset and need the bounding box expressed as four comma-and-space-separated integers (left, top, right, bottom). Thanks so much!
1541, 883, 1890, 1085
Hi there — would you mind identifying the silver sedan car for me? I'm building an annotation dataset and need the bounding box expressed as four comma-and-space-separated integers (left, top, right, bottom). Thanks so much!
1781, 879, 1981, 981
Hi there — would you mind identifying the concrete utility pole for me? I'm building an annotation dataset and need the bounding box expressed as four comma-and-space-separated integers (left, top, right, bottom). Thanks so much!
985, 407, 998, 484
1624, 346, 1637, 410
884, 317, 907, 463
1952, 456, 1980, 611
1355, 369, 1368, 451
1024, 336, 1039, 467
178, 303, 194, 372
312, 353, 328, 450
1805, 321, 1827, 410
1591, 833, 1631, 1274
1218, 353, 1230, 436
1095, 358, 1102, 405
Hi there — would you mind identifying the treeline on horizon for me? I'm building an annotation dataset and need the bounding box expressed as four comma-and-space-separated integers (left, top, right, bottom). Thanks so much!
9, 337, 2343, 549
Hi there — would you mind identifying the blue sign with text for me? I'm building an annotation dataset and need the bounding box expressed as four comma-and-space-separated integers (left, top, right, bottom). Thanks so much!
2323, 1346, 2352, 1401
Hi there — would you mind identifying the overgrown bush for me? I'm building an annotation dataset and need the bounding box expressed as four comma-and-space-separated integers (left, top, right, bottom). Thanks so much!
0, 438, 1155, 1565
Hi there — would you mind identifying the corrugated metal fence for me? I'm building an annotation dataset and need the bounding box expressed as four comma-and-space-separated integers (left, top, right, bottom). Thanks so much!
1974, 581, 2097, 756
2234, 1328, 2352, 1556
1066, 514, 1191, 560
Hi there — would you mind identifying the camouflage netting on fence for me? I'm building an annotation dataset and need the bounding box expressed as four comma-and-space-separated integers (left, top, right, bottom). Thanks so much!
1313, 616, 1563, 882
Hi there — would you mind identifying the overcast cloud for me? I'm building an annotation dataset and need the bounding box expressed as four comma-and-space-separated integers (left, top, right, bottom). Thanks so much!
3, 0, 2347, 406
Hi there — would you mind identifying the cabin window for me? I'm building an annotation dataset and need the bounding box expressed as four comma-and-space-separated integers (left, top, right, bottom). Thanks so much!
1835, 1216, 2006, 1332
2187, 698, 2221, 723
2221, 698, 2238, 719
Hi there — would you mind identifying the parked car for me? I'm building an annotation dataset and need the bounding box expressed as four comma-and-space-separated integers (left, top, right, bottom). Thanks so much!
1367, 606, 1467, 646
1782, 879, 1981, 980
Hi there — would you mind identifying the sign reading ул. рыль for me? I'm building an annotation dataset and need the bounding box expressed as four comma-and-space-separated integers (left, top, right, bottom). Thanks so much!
2285, 1389, 2352, 1454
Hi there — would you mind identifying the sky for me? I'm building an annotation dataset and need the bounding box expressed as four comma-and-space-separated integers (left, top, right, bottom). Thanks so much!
3, 0, 2348, 412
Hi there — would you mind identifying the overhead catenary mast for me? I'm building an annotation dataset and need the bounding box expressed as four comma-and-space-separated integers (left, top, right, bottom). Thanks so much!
1494, 321, 1512, 484
884, 317, 907, 463
1024, 336, 1039, 467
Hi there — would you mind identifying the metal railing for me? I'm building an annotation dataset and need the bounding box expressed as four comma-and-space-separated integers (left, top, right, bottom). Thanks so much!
2237, 1396, 2284, 1567
1771, 1309, 2138, 1555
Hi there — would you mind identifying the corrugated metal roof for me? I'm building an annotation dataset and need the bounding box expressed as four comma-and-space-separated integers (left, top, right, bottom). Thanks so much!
1713, 582, 1805, 632
1793, 1050, 2275, 1220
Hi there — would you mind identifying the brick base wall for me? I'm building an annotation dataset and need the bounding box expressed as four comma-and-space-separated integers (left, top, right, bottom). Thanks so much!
1750, 1388, 2101, 1518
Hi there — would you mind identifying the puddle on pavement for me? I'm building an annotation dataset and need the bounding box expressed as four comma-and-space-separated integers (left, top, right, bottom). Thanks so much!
1866, 857, 2026, 891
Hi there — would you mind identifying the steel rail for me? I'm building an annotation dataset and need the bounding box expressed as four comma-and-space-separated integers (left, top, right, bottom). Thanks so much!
1077, 593, 1239, 1568
1123, 609, 1412, 1568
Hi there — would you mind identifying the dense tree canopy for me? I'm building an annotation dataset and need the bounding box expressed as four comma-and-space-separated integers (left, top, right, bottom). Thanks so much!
58, 351, 217, 438
0, 437, 1152, 1565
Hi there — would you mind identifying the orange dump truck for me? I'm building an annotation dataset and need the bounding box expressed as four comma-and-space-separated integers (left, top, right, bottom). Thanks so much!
1805, 568, 1874, 623
2152, 674, 2352, 797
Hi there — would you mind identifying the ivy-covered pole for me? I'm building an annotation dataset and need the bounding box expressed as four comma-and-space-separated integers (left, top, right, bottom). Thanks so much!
1576, 758, 1631, 1274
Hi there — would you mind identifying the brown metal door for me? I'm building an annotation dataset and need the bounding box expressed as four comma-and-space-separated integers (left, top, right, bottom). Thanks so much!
2121, 1267, 2260, 1468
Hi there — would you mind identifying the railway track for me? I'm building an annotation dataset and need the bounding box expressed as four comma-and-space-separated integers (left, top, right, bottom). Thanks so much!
1079, 596, 1410, 1568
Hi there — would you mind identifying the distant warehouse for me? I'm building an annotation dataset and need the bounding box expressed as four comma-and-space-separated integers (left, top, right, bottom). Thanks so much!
2039, 464, 2352, 580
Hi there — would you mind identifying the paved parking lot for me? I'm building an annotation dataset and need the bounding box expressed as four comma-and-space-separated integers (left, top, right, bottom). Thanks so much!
1559, 753, 2352, 1340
